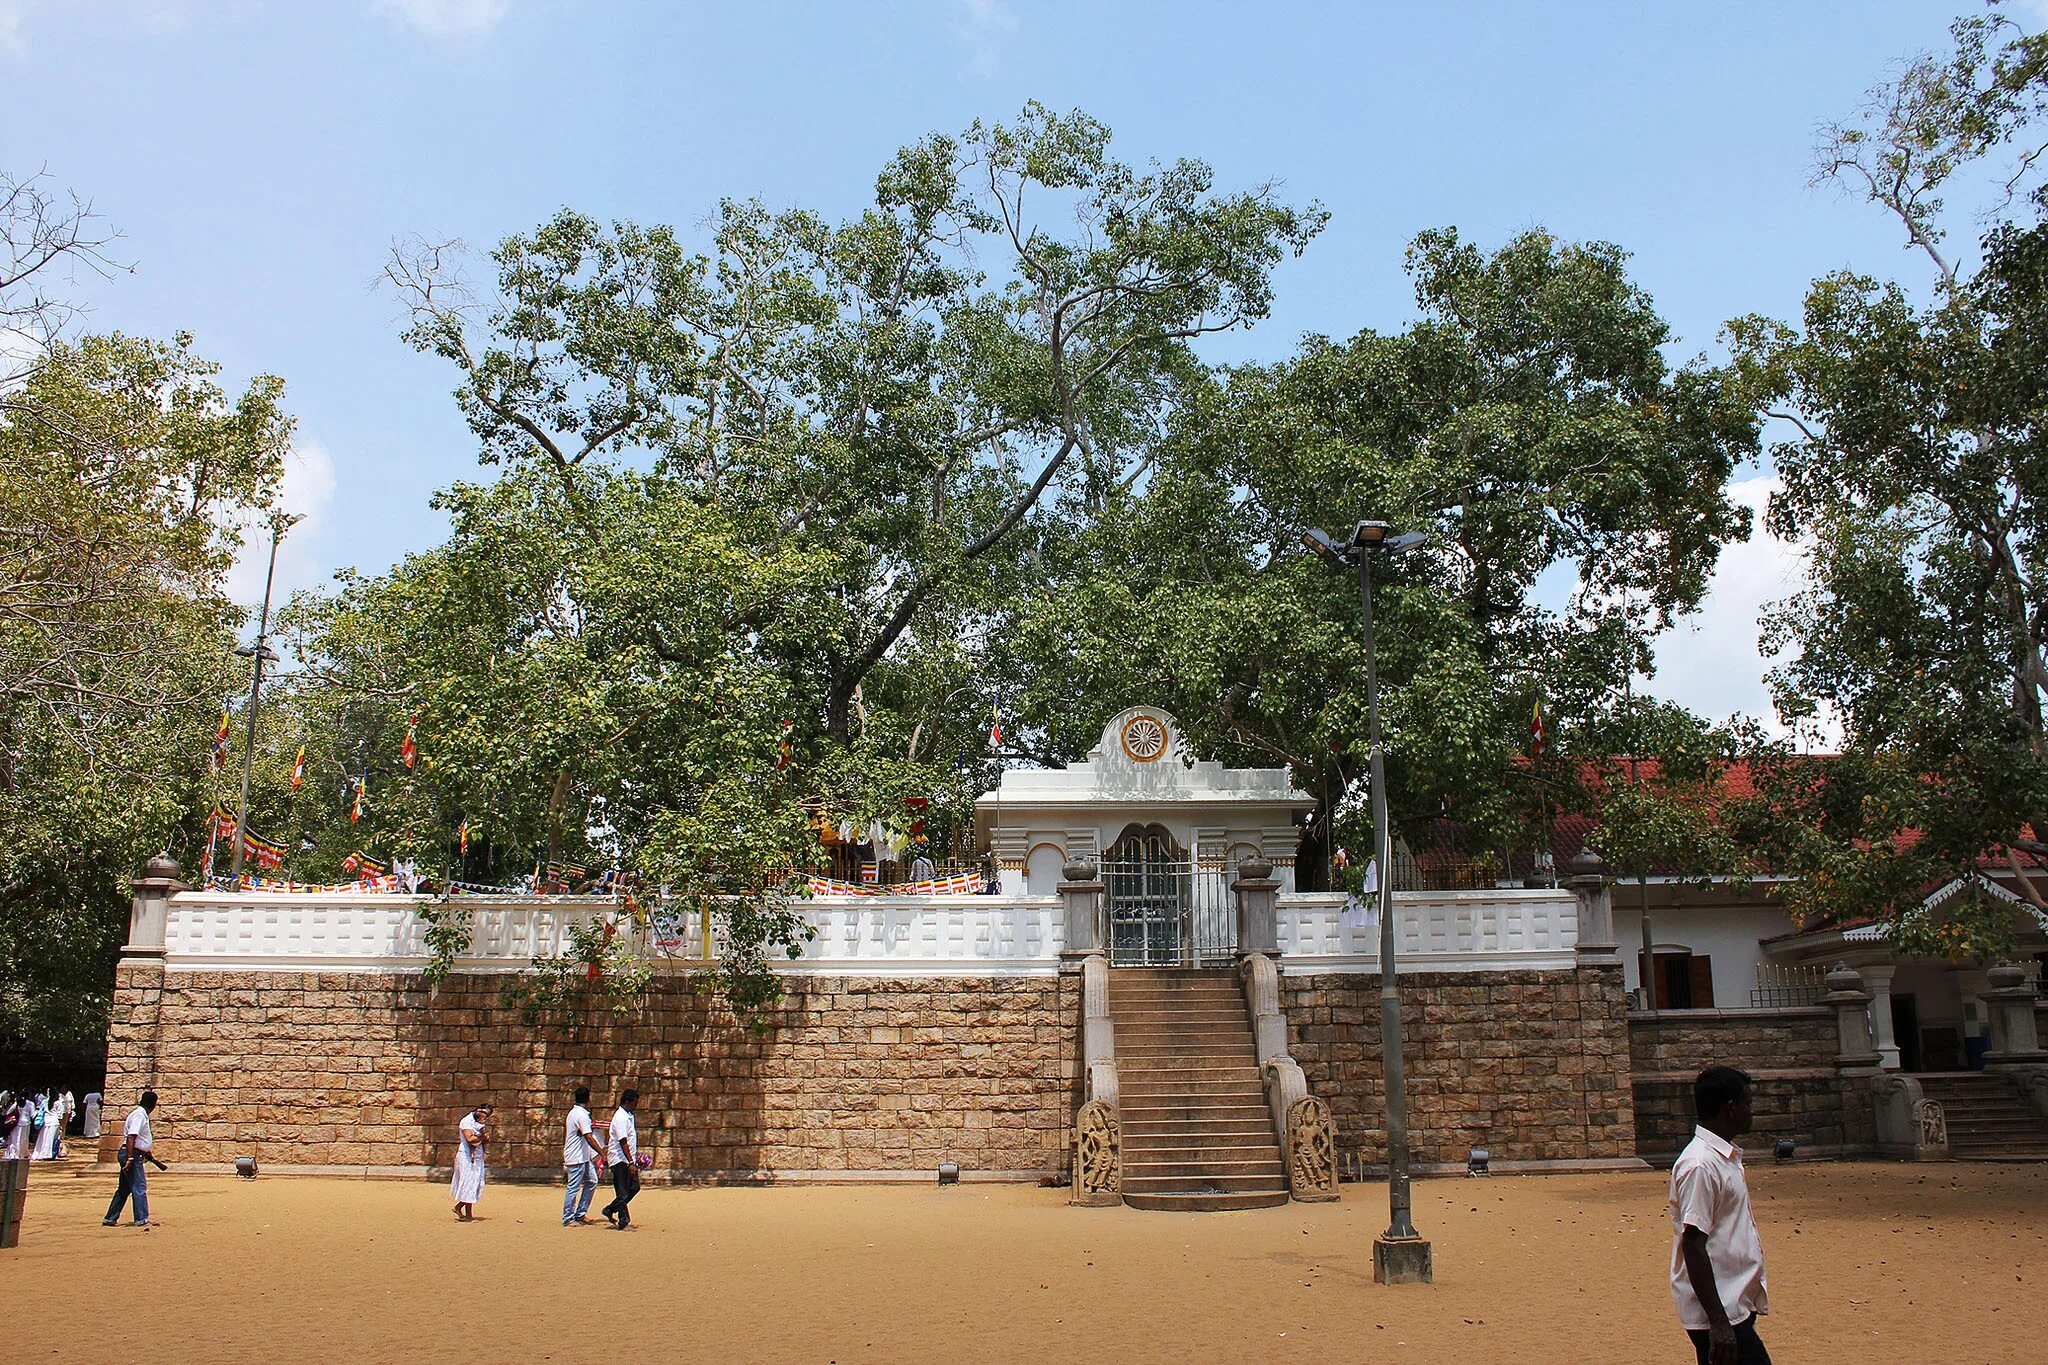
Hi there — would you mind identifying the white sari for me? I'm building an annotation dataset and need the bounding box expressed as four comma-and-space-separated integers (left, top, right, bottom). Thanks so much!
30, 1102, 57, 1160
449, 1112, 487, 1203
81, 1094, 101, 1140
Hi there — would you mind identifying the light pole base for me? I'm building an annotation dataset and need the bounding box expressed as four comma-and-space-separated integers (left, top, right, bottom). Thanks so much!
1373, 1234, 1434, 1285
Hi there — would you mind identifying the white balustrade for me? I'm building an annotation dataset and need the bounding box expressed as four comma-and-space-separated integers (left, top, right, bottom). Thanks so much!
163, 887, 1580, 976
1273, 889, 1579, 973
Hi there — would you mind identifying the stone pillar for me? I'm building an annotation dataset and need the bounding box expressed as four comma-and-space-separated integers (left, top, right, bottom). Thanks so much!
1983, 963, 2048, 1066
1057, 861, 1104, 960
100, 856, 181, 1166
1862, 964, 1901, 1071
123, 854, 181, 961
1824, 963, 1881, 1074
1566, 851, 1620, 966
1233, 856, 1280, 959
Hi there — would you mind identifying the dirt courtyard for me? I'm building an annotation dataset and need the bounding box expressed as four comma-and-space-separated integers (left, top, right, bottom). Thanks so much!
4, 1159, 2045, 1363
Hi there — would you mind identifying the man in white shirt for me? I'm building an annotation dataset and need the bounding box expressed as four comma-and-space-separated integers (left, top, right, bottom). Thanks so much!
598, 1088, 641, 1230
1670, 1067, 1771, 1364
102, 1090, 166, 1228
562, 1084, 604, 1227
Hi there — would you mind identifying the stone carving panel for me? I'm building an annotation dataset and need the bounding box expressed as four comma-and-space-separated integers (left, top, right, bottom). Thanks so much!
1286, 1094, 1338, 1202
1073, 1099, 1122, 1205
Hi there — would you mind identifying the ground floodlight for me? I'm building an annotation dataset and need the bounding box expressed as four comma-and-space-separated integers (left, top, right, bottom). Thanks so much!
1466, 1148, 1490, 1177
235, 1156, 259, 1178
937, 1162, 960, 1185
1774, 1139, 1795, 1163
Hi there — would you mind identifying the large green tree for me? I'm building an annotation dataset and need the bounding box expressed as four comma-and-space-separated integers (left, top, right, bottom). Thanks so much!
1009, 227, 1758, 881
1726, 5, 2048, 954
0, 330, 289, 1044
284, 106, 1322, 1011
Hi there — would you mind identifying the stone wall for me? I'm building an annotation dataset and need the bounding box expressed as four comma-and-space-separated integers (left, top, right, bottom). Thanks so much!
101, 962, 1079, 1179
1279, 965, 1636, 1168
1627, 1008, 1871, 1160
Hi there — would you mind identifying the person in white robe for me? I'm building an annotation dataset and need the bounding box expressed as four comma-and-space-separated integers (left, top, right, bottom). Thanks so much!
1, 1094, 26, 1160
449, 1103, 491, 1220
31, 1094, 58, 1160
82, 1091, 102, 1140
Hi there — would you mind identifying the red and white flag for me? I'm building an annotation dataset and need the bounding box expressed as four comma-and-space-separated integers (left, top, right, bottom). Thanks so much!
989, 702, 1003, 749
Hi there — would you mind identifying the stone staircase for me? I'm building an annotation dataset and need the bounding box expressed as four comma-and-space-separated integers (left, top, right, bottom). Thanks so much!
1111, 968, 1289, 1211
1916, 1072, 2048, 1159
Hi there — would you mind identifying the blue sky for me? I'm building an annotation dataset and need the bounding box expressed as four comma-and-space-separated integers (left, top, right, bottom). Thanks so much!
0, 0, 1994, 727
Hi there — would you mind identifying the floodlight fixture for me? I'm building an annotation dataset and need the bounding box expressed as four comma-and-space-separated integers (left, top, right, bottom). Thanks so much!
937, 1162, 960, 1185
1466, 1148, 1490, 1177
1300, 527, 1353, 569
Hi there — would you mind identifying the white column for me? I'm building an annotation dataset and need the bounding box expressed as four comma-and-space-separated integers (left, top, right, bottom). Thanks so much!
1863, 964, 1900, 1070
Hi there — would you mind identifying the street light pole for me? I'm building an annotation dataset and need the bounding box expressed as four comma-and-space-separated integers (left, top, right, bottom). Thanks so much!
1303, 519, 1432, 1285
229, 511, 301, 886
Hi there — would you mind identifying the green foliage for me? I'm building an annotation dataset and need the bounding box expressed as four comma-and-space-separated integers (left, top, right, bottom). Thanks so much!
1724, 6, 2048, 953
0, 332, 289, 1045
414, 900, 473, 988
1010, 227, 1758, 879
498, 917, 652, 1032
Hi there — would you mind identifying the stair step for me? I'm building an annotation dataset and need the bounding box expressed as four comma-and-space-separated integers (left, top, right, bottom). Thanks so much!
1124, 1190, 1290, 1212
1124, 1122, 1277, 1139
1122, 1142, 1283, 1161
1123, 1172, 1289, 1192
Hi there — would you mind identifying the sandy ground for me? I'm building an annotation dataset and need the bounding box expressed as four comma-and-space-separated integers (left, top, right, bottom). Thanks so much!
3, 1158, 2045, 1364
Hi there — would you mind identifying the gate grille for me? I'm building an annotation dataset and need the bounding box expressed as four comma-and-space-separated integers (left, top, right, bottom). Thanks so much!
1102, 857, 1235, 967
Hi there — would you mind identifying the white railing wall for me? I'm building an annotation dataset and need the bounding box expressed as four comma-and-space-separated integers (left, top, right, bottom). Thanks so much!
158, 886, 1582, 977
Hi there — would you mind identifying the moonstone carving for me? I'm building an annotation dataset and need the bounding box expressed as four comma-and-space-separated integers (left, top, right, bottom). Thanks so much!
1074, 1099, 1122, 1203
1286, 1094, 1338, 1200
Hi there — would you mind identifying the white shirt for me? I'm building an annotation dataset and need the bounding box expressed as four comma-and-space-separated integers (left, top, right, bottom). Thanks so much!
1669, 1125, 1768, 1330
123, 1106, 153, 1154
564, 1104, 595, 1167
606, 1107, 637, 1167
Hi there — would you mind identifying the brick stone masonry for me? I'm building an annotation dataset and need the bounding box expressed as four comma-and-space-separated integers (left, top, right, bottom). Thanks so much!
102, 962, 1080, 1179
1280, 965, 1638, 1167
1628, 1007, 1874, 1160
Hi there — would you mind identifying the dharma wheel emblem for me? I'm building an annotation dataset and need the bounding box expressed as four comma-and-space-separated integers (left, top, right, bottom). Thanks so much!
1120, 714, 1168, 762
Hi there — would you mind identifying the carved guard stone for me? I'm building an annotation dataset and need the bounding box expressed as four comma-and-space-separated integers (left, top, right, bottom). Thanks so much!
1286, 1094, 1338, 1202
1072, 1099, 1121, 1207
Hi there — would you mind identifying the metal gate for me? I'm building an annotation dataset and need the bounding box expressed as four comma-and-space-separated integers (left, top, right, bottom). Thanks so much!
1103, 839, 1235, 967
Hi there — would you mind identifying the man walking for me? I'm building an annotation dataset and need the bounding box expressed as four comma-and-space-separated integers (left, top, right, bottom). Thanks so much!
599, 1087, 640, 1231
103, 1090, 166, 1228
1670, 1067, 1770, 1364
562, 1084, 603, 1226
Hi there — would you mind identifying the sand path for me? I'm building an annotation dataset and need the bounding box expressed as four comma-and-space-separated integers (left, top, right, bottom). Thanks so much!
4, 1159, 2045, 1362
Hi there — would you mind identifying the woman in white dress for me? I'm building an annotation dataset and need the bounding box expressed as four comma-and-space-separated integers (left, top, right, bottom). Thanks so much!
30, 1094, 59, 1160
82, 1091, 102, 1140
1, 1095, 26, 1159
450, 1103, 491, 1220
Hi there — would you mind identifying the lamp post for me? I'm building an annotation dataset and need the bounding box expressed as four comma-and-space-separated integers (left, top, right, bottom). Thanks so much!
1303, 519, 1433, 1285
229, 510, 303, 886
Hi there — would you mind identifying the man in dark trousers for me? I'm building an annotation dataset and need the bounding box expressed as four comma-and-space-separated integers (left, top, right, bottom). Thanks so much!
103, 1090, 166, 1229
1669, 1067, 1771, 1364
599, 1088, 641, 1230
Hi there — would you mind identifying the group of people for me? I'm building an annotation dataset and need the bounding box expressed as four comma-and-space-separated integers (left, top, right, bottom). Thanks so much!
0, 1087, 99, 1161
451, 1085, 646, 1230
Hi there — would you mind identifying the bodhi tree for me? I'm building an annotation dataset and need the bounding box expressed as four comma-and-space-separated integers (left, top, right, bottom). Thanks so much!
1725, 4, 2048, 957
1010, 226, 1758, 883
294, 105, 1322, 1016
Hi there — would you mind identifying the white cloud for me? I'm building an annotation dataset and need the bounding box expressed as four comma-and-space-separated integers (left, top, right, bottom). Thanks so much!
225, 439, 338, 618
371, 0, 508, 38
1643, 472, 1822, 738
952, 0, 1016, 78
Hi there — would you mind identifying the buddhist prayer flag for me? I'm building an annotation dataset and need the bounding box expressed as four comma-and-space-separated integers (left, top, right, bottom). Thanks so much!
1530, 693, 1546, 763
777, 719, 792, 772
400, 710, 419, 769
350, 777, 365, 823
989, 703, 1003, 749
290, 744, 306, 791
458, 819, 470, 857
211, 708, 232, 769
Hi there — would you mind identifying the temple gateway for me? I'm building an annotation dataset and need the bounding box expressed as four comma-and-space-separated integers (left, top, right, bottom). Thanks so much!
100, 707, 2048, 1204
